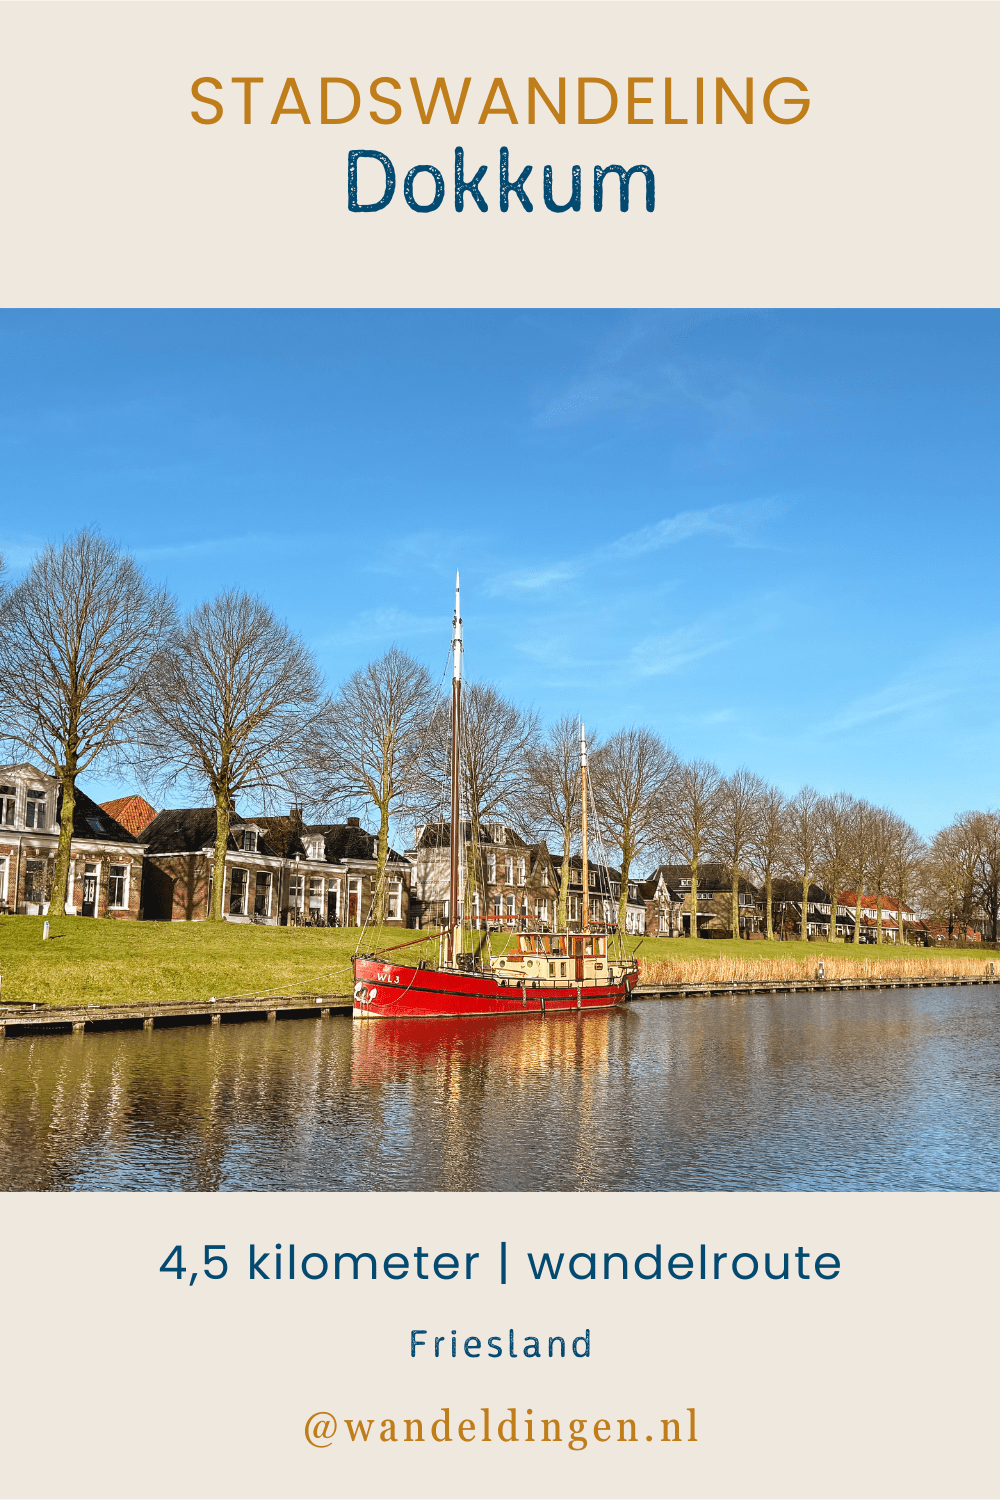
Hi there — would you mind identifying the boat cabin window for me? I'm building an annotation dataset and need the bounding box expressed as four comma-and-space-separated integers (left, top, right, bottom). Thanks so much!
518, 936, 529, 953
548, 936, 564, 956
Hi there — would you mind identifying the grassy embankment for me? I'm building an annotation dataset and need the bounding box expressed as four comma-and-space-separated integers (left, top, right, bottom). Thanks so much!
0, 916, 993, 1008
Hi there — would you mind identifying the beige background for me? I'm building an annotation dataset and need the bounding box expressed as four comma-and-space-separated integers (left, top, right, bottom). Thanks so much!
0, 1, 997, 306
0, 1191, 996, 1498
1, 4, 998, 1497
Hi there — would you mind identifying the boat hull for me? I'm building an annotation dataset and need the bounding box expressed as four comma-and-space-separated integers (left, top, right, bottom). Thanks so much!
352, 955, 636, 1019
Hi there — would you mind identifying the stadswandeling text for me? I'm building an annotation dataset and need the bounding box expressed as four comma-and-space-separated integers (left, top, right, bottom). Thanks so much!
190, 75, 810, 127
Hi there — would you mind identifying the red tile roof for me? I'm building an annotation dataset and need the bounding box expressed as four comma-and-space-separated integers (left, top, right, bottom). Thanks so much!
100, 795, 157, 838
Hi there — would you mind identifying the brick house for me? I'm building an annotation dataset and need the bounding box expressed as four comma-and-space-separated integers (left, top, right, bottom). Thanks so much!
0, 763, 145, 918
639, 863, 764, 937
140, 808, 410, 926
407, 821, 645, 932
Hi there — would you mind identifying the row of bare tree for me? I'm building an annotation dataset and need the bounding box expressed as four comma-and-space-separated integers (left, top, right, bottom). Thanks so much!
0, 531, 990, 941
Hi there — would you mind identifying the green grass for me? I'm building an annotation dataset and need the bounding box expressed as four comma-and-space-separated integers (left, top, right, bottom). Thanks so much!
0, 917, 984, 1009
620, 934, 970, 964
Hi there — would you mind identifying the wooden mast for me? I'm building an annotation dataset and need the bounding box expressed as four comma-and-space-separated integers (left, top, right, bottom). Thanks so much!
448, 572, 463, 963
580, 721, 589, 932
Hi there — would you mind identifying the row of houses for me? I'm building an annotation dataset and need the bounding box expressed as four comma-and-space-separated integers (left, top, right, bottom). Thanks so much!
0, 763, 963, 943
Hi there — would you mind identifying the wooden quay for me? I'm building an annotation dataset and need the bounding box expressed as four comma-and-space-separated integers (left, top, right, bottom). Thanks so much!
0, 993, 353, 1038
634, 973, 999, 1000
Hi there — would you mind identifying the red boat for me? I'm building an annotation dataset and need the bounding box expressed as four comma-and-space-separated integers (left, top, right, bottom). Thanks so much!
352, 576, 638, 1021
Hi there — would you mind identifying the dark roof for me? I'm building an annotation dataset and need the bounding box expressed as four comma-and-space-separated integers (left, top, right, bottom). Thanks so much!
142, 809, 283, 858
56, 785, 143, 846
311, 823, 406, 865
256, 815, 405, 866
416, 820, 530, 850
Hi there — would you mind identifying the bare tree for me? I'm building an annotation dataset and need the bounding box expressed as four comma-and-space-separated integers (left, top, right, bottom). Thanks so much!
140, 591, 323, 921
971, 811, 1000, 943
716, 769, 766, 938
787, 786, 821, 941
922, 817, 980, 942
868, 805, 897, 944
886, 812, 925, 945
846, 798, 874, 943
815, 792, 854, 942
660, 758, 722, 939
427, 682, 539, 940
747, 782, 788, 941
318, 649, 439, 902
591, 728, 675, 934
0, 530, 173, 916
524, 715, 590, 931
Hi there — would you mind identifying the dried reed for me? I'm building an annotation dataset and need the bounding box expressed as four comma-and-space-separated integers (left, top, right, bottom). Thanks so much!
637, 952, 995, 986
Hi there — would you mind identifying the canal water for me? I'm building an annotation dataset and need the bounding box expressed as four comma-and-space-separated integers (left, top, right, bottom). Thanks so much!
1, 987, 997, 1191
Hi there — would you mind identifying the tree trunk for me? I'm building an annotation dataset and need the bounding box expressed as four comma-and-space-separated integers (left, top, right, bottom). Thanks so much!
876, 889, 883, 944
558, 823, 571, 931
690, 857, 699, 938
209, 787, 230, 920
374, 799, 390, 917
801, 873, 810, 942
617, 852, 630, 936
765, 869, 774, 941
48, 768, 77, 918
731, 868, 739, 939
854, 890, 863, 943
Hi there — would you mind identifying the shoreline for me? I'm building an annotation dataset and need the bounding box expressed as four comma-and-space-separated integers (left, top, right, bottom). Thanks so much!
2, 972, 996, 1039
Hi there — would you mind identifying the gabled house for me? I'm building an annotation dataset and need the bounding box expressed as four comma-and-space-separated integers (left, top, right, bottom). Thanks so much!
558, 851, 647, 934
406, 821, 561, 929
141, 808, 411, 926
257, 813, 411, 927
0, 763, 145, 918
639, 862, 763, 938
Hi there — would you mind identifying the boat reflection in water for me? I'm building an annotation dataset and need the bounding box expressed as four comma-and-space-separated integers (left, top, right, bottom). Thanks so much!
350, 1008, 618, 1088
1, 986, 998, 1191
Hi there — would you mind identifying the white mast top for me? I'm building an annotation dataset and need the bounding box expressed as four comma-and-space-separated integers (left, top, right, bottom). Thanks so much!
580, 721, 588, 767
452, 570, 463, 684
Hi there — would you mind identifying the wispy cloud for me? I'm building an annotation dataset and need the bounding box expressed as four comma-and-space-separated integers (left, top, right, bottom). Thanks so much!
491, 497, 780, 596
628, 622, 733, 679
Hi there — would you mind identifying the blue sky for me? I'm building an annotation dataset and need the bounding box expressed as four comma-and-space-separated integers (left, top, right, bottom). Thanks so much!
1, 309, 997, 838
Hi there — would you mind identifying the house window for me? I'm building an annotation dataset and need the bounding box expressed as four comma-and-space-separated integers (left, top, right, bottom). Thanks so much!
386, 882, 401, 920
472, 892, 480, 916
517, 858, 525, 886
229, 868, 248, 915
520, 898, 528, 916
505, 895, 515, 916
492, 896, 501, 917
289, 874, 304, 910
0, 856, 8, 903
24, 858, 47, 904
254, 871, 271, 916
108, 864, 127, 907
504, 858, 513, 886
309, 876, 323, 910
487, 853, 496, 884
25, 790, 46, 829
0, 786, 14, 826
541, 867, 548, 887
589, 870, 595, 887
242, 830, 257, 853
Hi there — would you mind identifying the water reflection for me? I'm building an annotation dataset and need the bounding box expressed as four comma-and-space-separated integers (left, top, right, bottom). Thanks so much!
1, 988, 998, 1191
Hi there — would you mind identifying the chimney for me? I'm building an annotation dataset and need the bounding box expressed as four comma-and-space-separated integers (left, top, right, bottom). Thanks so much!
347, 817, 360, 828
